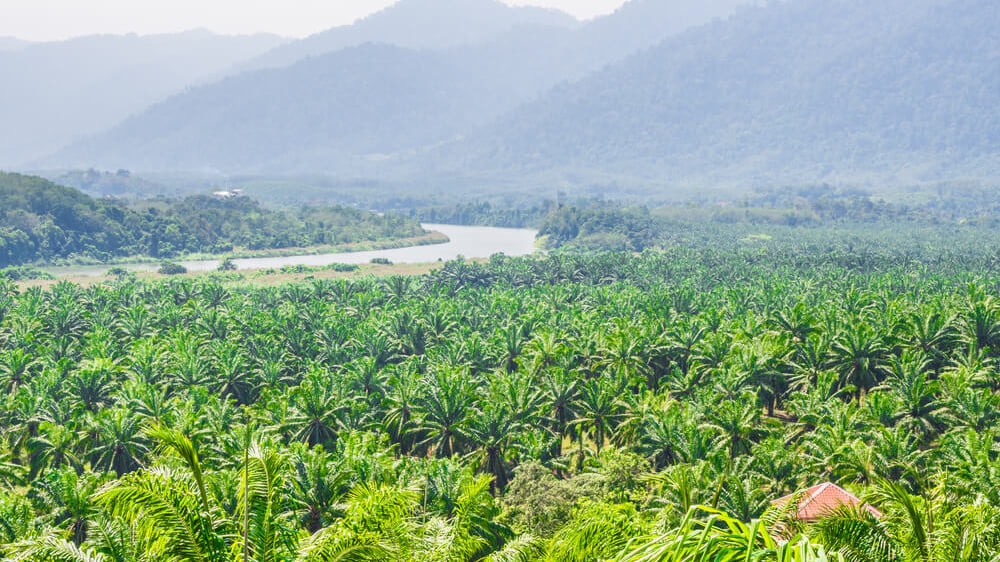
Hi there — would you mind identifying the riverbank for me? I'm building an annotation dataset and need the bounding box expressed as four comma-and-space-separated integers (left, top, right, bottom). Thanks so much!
178, 230, 450, 261
28, 230, 449, 272
24, 224, 539, 283
17, 260, 452, 289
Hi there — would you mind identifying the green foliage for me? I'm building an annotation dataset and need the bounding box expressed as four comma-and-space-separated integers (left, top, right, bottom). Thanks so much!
0, 266, 54, 281
325, 263, 360, 273
157, 261, 187, 275
539, 204, 659, 251
543, 500, 647, 562
0, 172, 425, 267
617, 506, 839, 562
217, 257, 237, 272
5, 221, 1000, 560
103, 267, 133, 281
501, 463, 607, 538
414, 201, 555, 229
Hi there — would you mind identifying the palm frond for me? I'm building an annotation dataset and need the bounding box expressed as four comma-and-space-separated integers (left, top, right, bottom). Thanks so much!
93, 466, 228, 562
7, 534, 108, 562
145, 423, 210, 512
811, 505, 900, 562
483, 534, 544, 562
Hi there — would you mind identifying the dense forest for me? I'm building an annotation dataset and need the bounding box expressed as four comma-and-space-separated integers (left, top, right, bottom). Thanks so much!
533, 182, 1000, 252
0, 173, 426, 267
460, 0, 1000, 187
4, 220, 1000, 559
414, 200, 555, 229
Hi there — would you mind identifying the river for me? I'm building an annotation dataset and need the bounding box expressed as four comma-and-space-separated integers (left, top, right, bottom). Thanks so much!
47, 224, 539, 277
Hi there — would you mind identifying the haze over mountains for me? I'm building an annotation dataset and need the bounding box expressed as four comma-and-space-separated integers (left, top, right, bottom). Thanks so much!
239, 0, 580, 72
0, 30, 285, 168
13, 0, 1000, 198
43, 0, 750, 176
0, 37, 31, 52
458, 0, 1000, 188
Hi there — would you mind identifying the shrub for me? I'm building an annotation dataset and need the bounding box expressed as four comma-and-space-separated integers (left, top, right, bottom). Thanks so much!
158, 261, 187, 275
0, 266, 55, 281
217, 257, 237, 271
325, 262, 360, 272
106, 266, 135, 281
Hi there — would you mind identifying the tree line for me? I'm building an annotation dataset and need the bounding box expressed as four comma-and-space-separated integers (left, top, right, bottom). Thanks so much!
0, 172, 425, 268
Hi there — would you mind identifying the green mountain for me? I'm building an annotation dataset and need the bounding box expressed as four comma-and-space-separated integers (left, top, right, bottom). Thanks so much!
44, 0, 748, 176
39, 0, 997, 194
454, 0, 1000, 189
48, 43, 531, 173
239, 0, 579, 72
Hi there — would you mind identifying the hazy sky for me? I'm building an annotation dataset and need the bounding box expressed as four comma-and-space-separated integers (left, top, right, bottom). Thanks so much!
2, 0, 630, 41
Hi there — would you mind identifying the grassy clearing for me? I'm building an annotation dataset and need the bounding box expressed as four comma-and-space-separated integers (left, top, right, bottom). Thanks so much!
16, 260, 460, 290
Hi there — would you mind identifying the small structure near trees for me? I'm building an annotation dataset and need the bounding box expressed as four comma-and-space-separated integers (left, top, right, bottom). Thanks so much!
771, 482, 882, 523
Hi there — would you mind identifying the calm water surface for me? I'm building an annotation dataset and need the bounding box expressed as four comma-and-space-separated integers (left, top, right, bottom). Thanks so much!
51, 224, 538, 277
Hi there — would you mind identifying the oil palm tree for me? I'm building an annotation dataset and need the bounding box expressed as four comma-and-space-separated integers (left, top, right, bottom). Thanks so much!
830, 323, 889, 403
958, 292, 1000, 353
285, 375, 348, 449
30, 468, 103, 546
463, 404, 520, 493
598, 321, 650, 392
95, 464, 231, 561
570, 379, 625, 456
288, 444, 348, 533
638, 402, 689, 470
384, 365, 422, 455
415, 366, 476, 458
877, 352, 943, 444
703, 393, 765, 460
69, 358, 120, 414
539, 368, 580, 457
87, 407, 149, 477
26, 420, 83, 479
0, 348, 39, 394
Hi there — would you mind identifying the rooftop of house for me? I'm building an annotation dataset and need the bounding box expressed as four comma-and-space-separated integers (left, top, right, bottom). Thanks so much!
771, 482, 883, 522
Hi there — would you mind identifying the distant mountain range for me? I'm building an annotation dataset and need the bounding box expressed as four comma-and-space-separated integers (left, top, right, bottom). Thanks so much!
21, 0, 1000, 198
0, 30, 286, 167
53, 43, 534, 173
451, 0, 1000, 188
43, 0, 749, 176
238, 0, 580, 72
0, 37, 31, 51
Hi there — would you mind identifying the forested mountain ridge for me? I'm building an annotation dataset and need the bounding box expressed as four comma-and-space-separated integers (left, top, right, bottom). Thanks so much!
457, 0, 1000, 187
238, 0, 579, 72
31, 0, 998, 191
565, 0, 747, 77
0, 30, 286, 168
0, 172, 424, 267
43, 0, 752, 176
47, 43, 533, 173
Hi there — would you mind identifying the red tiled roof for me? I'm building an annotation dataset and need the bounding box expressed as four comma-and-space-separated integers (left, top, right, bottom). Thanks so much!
771, 482, 883, 521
